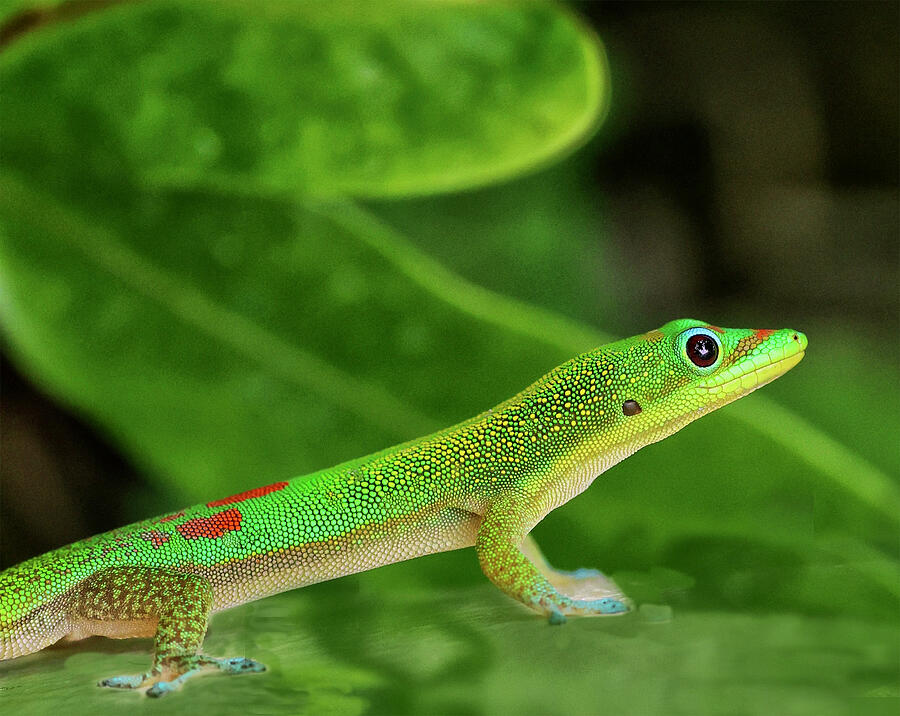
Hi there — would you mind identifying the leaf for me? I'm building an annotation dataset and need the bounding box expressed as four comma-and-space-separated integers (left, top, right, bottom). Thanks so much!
0, 0, 611, 504
0, 0, 40, 26
0, 170, 582, 506
365, 148, 629, 330
0, 0, 608, 199
0, 585, 897, 714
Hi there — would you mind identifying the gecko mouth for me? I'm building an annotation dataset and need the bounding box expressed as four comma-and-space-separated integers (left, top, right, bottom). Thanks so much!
699, 349, 806, 396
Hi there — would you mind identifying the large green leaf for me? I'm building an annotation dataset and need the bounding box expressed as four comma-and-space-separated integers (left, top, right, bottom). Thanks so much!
0, 0, 43, 26
0, 0, 612, 508
0, 172, 582, 506
1, 584, 897, 715
0, 0, 608, 199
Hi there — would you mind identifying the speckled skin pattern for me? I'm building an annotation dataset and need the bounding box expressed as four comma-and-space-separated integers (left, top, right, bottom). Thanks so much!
0, 319, 806, 695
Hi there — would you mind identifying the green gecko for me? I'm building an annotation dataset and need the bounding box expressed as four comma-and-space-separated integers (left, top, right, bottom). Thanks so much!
0, 319, 806, 696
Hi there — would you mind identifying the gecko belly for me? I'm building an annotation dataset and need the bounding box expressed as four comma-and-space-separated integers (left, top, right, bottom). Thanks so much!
191, 504, 481, 612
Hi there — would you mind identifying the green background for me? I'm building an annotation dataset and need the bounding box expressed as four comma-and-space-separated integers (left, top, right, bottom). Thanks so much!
0, 2, 897, 715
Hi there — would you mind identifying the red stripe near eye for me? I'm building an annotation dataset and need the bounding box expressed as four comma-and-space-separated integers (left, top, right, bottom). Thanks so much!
754, 329, 775, 340
176, 508, 243, 540
705, 325, 725, 334
206, 481, 289, 507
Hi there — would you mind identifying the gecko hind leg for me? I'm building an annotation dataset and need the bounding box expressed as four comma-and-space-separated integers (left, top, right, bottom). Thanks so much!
74, 567, 264, 696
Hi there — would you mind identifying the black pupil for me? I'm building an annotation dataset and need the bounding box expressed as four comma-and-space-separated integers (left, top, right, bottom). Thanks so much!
687, 334, 718, 367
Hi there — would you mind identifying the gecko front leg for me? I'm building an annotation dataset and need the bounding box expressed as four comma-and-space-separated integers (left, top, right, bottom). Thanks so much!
72, 567, 264, 697
475, 498, 630, 624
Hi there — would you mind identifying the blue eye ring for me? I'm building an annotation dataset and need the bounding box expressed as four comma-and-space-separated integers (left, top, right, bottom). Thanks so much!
676, 327, 722, 371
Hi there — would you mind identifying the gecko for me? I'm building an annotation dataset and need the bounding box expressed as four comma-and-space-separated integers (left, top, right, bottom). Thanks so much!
0, 319, 806, 696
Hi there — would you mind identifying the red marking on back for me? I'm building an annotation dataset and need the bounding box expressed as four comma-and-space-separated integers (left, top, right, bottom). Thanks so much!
176, 508, 243, 540
705, 325, 725, 334
140, 530, 170, 549
156, 511, 185, 523
754, 328, 776, 340
207, 481, 289, 508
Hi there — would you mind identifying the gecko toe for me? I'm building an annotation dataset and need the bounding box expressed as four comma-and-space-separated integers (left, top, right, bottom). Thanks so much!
145, 682, 174, 698
99, 673, 149, 689
597, 598, 629, 614
219, 657, 266, 674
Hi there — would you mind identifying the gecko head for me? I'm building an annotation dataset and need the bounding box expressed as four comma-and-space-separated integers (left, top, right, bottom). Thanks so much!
614, 318, 807, 443
581, 319, 807, 456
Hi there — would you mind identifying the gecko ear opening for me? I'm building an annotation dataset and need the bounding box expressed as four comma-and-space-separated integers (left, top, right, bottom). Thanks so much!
622, 400, 642, 416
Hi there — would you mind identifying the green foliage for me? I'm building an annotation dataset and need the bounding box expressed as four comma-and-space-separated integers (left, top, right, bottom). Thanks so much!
1, 0, 606, 198
2, 586, 898, 715
0, 1, 897, 713
0, 0, 606, 505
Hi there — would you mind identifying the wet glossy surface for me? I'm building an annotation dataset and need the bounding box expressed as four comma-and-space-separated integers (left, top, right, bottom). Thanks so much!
2, 563, 896, 716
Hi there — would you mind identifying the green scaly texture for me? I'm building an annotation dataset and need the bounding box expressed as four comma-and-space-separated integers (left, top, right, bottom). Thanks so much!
0, 319, 807, 695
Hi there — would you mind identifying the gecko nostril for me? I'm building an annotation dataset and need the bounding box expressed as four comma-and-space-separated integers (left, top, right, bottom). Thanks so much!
792, 334, 799, 341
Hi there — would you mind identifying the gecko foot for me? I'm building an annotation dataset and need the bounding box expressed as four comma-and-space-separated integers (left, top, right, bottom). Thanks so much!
99, 655, 265, 696
538, 595, 631, 624
545, 567, 629, 605
572, 597, 630, 615
144, 657, 265, 697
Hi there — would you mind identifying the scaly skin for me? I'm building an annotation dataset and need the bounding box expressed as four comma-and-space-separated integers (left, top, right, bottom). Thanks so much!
0, 319, 807, 695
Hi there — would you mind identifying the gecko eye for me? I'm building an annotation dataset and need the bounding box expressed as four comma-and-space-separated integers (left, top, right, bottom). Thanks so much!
677, 327, 723, 371
686, 334, 718, 367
